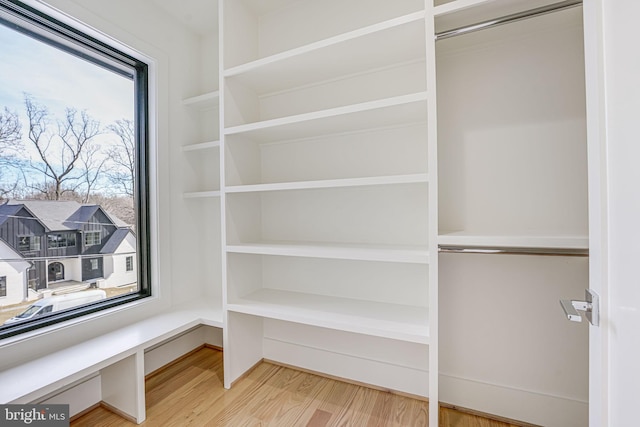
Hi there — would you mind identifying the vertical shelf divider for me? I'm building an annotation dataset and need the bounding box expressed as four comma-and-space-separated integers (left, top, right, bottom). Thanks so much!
425, 1, 439, 425
219, 0, 233, 390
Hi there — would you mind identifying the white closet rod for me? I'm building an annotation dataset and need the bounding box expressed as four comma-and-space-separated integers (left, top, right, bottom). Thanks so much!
435, 0, 583, 41
438, 245, 589, 257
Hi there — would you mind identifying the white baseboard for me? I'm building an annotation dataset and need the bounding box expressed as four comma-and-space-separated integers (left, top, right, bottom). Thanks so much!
439, 373, 588, 427
262, 319, 429, 397
264, 337, 429, 397
38, 374, 101, 418
144, 325, 221, 375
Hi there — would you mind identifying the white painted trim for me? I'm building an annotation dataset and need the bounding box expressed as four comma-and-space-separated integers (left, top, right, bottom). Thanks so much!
264, 337, 429, 397
439, 373, 588, 427
39, 374, 101, 418
582, 0, 608, 425
425, 0, 440, 425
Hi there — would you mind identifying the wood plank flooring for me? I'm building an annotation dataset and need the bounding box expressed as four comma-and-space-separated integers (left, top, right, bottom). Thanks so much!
71, 347, 523, 427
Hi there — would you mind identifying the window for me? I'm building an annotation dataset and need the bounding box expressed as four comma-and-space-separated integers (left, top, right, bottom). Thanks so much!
47, 233, 76, 249
0, 276, 6, 297
17, 235, 40, 252
0, 0, 150, 339
84, 231, 101, 246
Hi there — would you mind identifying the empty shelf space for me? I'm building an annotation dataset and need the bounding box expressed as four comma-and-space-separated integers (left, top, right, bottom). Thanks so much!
182, 140, 220, 152
226, 241, 429, 264
225, 174, 429, 194
224, 12, 426, 94
227, 288, 430, 344
182, 91, 220, 109
183, 191, 221, 199
224, 92, 428, 143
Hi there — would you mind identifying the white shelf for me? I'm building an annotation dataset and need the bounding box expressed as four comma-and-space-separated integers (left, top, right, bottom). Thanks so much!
226, 173, 428, 194
437, 231, 588, 250
182, 140, 220, 152
226, 241, 429, 264
183, 191, 221, 199
227, 289, 429, 344
225, 12, 426, 94
224, 92, 428, 143
182, 91, 220, 109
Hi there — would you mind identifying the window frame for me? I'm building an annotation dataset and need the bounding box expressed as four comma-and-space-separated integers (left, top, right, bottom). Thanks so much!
0, 276, 6, 297
17, 235, 40, 252
0, 0, 152, 339
47, 232, 77, 249
84, 231, 101, 247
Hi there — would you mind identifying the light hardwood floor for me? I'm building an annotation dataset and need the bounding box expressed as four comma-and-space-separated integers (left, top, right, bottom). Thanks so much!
71, 347, 526, 427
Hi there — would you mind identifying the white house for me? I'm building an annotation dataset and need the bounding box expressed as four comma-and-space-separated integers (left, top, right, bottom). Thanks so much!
0, 238, 31, 305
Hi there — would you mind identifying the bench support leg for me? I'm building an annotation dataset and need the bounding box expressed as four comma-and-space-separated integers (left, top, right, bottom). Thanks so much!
101, 352, 146, 423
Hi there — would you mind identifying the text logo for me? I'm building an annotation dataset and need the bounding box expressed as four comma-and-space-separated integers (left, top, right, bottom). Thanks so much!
0, 405, 69, 426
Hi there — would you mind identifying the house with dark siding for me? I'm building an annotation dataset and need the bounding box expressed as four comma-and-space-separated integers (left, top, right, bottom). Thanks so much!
0, 200, 136, 305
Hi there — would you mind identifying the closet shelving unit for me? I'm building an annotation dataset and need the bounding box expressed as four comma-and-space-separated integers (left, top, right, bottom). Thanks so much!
205, 0, 590, 425
180, 83, 223, 319
219, 0, 437, 422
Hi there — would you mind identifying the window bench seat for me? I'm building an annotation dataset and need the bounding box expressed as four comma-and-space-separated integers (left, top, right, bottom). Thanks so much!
0, 304, 223, 423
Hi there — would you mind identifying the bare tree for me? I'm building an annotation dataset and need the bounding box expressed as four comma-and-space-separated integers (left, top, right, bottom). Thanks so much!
79, 143, 107, 203
0, 107, 22, 200
24, 95, 101, 200
106, 119, 135, 197
0, 107, 21, 148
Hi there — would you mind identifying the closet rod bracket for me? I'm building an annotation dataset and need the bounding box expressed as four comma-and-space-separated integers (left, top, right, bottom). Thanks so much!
560, 289, 599, 326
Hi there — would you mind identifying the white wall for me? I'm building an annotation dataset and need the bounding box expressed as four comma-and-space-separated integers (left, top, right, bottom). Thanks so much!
0, 242, 29, 305
103, 232, 137, 288
0, 0, 204, 370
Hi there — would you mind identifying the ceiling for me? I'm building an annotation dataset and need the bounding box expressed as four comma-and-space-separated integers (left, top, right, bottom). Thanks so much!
149, 0, 218, 35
